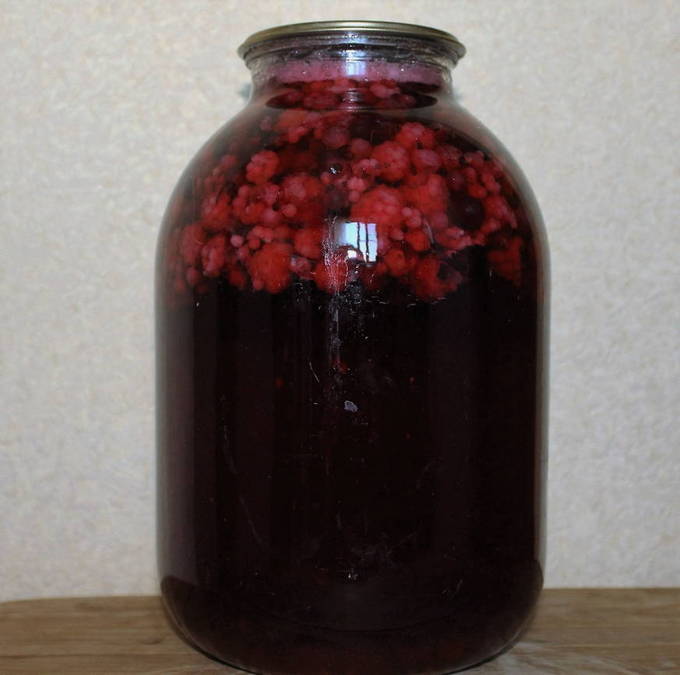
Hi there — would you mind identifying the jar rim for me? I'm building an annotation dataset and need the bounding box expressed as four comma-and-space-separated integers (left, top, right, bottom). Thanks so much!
237, 20, 466, 62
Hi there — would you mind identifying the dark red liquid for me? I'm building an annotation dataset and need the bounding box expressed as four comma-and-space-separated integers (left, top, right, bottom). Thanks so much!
158, 271, 544, 674
157, 69, 547, 673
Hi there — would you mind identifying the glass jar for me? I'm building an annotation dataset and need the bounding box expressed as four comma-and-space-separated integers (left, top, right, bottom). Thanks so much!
156, 20, 548, 675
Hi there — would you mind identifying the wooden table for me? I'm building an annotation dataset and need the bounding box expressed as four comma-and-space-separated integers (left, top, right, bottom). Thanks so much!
0, 589, 678, 673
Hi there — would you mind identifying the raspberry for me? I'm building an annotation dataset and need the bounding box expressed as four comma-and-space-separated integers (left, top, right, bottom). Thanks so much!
484, 194, 512, 222
201, 234, 228, 277
282, 173, 324, 205
294, 227, 323, 259
488, 237, 523, 285
436, 144, 462, 171
351, 186, 404, 228
281, 173, 324, 226
245, 150, 280, 185
179, 223, 207, 266
411, 149, 441, 173
402, 207, 423, 229
350, 138, 372, 158
371, 141, 410, 182
446, 169, 466, 192
248, 242, 293, 293
468, 183, 487, 199
383, 247, 415, 277
405, 229, 431, 252
403, 174, 448, 214
435, 227, 473, 252
201, 192, 231, 231
370, 81, 400, 99
321, 125, 351, 149
412, 256, 461, 300
395, 122, 436, 149
315, 254, 349, 292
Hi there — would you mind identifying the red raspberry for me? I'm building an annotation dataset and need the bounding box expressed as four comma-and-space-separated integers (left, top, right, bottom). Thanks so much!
427, 211, 449, 231
185, 266, 202, 288
350, 138, 372, 158
290, 255, 313, 278
395, 122, 436, 149
282, 173, 324, 205
464, 151, 485, 170
446, 169, 466, 192
201, 234, 228, 277
436, 144, 462, 171
351, 186, 404, 228
484, 194, 513, 223
201, 192, 231, 231
261, 207, 282, 227
488, 237, 523, 285
402, 207, 423, 229
179, 223, 207, 266
273, 225, 292, 241
411, 148, 441, 173
294, 227, 323, 259
228, 266, 247, 289
245, 150, 280, 185
321, 125, 351, 149
370, 81, 400, 99
232, 184, 279, 225
403, 174, 448, 214
468, 183, 487, 199
275, 109, 320, 143
412, 256, 461, 300
405, 229, 431, 252
248, 242, 293, 293
281, 173, 324, 226
352, 158, 381, 178
315, 254, 349, 292
383, 247, 410, 276
480, 168, 501, 193
434, 227, 473, 252
303, 91, 338, 110
371, 141, 410, 182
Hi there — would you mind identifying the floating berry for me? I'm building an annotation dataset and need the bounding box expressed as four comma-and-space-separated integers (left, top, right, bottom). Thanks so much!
294, 227, 323, 259
248, 242, 293, 293
488, 236, 523, 285
315, 254, 349, 292
201, 234, 228, 277
405, 229, 431, 252
246, 150, 280, 185
351, 186, 404, 229
179, 223, 207, 267
403, 174, 448, 214
371, 141, 410, 182
201, 193, 231, 231
395, 122, 436, 149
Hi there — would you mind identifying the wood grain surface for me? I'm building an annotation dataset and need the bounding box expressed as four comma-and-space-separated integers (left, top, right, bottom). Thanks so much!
0, 589, 678, 673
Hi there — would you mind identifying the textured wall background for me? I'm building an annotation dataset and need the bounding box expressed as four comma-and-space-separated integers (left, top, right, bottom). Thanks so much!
1, 0, 678, 601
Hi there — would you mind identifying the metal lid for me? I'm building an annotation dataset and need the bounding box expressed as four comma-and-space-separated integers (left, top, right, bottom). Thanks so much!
238, 20, 466, 61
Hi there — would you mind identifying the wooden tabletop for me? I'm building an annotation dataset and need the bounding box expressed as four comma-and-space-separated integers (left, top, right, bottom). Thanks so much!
0, 589, 678, 673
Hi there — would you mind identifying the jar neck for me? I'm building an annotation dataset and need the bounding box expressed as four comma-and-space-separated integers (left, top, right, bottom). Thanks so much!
246, 45, 456, 110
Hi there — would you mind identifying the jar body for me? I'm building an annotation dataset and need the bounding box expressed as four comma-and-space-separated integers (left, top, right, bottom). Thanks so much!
156, 50, 548, 674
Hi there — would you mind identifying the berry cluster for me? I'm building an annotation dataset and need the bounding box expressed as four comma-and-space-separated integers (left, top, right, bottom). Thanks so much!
165, 77, 526, 301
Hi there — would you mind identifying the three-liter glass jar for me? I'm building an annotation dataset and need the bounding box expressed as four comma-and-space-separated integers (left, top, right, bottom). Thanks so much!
156, 20, 548, 674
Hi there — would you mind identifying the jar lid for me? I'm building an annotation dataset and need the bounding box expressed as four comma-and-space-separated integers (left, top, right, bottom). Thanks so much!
238, 20, 466, 61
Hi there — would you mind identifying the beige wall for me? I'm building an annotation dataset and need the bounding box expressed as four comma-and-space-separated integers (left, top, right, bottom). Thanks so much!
1, 0, 678, 601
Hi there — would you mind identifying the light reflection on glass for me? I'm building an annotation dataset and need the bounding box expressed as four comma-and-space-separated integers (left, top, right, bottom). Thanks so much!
333, 221, 378, 262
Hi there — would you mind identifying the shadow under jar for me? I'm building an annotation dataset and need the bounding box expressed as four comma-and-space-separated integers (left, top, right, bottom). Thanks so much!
156, 20, 549, 675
